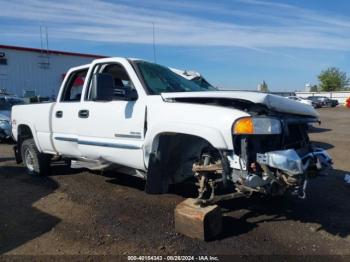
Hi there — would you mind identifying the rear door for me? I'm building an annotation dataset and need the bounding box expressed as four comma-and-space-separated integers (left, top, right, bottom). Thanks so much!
51, 67, 88, 157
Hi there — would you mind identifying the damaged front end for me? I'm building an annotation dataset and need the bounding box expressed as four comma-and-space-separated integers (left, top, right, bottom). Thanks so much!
193, 115, 333, 204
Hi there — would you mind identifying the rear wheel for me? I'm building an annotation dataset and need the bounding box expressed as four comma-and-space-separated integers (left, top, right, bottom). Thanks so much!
21, 138, 51, 176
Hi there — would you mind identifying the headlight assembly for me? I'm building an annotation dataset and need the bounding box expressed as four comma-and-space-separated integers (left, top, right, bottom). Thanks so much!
233, 117, 281, 135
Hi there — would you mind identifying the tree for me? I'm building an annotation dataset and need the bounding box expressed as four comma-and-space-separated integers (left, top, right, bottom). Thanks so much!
318, 67, 349, 91
258, 80, 269, 92
310, 85, 318, 92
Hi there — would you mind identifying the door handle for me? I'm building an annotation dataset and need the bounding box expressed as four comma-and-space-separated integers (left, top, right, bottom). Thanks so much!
56, 111, 63, 118
78, 110, 89, 118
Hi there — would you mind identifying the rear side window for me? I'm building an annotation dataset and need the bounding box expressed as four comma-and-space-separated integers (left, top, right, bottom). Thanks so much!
61, 69, 88, 102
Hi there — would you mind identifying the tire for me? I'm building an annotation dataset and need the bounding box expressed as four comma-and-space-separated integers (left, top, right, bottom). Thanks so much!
145, 153, 169, 194
21, 138, 51, 176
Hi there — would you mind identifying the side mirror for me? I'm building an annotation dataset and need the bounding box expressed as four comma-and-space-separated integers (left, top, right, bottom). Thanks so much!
90, 73, 115, 101
125, 88, 138, 101
112, 87, 138, 101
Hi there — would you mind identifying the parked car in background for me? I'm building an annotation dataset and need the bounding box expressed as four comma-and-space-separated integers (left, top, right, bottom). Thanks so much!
327, 97, 339, 107
0, 111, 11, 141
0, 96, 25, 141
307, 96, 338, 108
287, 96, 315, 107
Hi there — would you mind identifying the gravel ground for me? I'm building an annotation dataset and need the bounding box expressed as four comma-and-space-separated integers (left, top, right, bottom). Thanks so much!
0, 107, 350, 256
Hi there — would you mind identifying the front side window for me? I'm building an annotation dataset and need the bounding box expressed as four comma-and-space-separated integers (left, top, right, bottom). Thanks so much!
86, 63, 136, 101
61, 69, 88, 102
134, 61, 216, 95
102, 63, 135, 90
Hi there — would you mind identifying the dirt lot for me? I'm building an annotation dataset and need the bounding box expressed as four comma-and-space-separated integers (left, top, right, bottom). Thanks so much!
1, 107, 350, 256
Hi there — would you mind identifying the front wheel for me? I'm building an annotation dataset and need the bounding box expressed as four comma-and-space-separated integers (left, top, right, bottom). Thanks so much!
21, 138, 51, 176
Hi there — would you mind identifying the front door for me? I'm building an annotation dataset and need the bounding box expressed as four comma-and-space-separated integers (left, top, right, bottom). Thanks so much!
77, 62, 146, 169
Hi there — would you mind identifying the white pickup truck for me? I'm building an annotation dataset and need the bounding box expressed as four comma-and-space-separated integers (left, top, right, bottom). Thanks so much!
12, 57, 332, 202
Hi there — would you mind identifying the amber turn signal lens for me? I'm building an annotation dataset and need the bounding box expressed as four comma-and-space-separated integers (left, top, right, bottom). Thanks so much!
233, 117, 254, 134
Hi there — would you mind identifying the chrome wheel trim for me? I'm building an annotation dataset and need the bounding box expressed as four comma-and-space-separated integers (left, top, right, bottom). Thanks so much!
24, 148, 35, 172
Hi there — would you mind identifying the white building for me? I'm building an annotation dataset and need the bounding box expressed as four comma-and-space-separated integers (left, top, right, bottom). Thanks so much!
0, 44, 105, 98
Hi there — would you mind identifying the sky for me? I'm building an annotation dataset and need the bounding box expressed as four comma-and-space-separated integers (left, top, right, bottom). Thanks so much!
1, 0, 350, 91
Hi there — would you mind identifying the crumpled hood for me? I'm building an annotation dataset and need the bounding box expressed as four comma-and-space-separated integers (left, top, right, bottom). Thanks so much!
0, 110, 11, 121
161, 91, 318, 118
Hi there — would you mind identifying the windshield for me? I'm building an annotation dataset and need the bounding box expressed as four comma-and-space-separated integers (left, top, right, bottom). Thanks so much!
192, 77, 216, 90
135, 61, 216, 95
0, 98, 24, 111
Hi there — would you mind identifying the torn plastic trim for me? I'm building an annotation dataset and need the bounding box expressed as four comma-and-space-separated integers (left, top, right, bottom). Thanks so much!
256, 147, 332, 175
300, 147, 333, 168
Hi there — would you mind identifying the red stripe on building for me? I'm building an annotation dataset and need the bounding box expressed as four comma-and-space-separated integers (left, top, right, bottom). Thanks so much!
0, 44, 107, 59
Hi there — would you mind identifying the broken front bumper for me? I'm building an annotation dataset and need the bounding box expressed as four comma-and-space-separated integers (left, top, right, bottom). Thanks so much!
256, 147, 332, 176
225, 145, 333, 199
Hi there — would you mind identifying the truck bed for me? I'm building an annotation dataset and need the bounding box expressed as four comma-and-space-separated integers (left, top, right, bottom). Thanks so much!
12, 102, 56, 153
